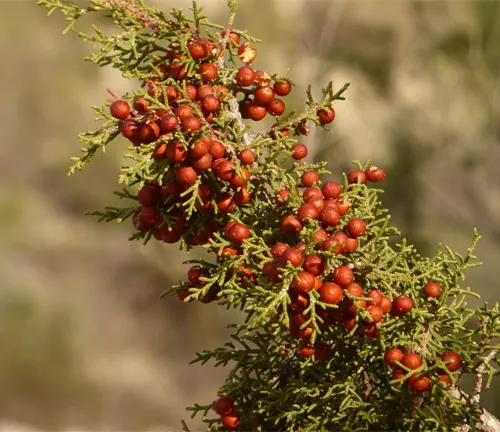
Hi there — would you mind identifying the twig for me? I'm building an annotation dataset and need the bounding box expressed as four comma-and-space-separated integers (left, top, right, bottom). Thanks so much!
450, 385, 500, 432
472, 350, 497, 404
100, 0, 158, 30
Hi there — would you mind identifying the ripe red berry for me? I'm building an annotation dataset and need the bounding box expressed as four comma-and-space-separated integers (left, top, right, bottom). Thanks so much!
224, 221, 237, 237
401, 353, 422, 370
170, 61, 187, 80
188, 40, 208, 60
216, 193, 235, 214
201, 95, 220, 113
318, 282, 343, 304
138, 185, 160, 207
380, 296, 392, 314
366, 166, 386, 182
321, 181, 342, 199
138, 122, 160, 144
337, 197, 351, 215
333, 265, 354, 288
165, 85, 178, 104
175, 103, 195, 119
221, 247, 238, 259
271, 242, 288, 259
303, 254, 325, 276
196, 184, 214, 211
190, 138, 209, 159
215, 160, 236, 181
254, 86, 275, 104
186, 84, 197, 101
160, 182, 182, 203
391, 295, 414, 316
191, 153, 213, 171
221, 411, 240, 430
392, 368, 406, 382
292, 271, 315, 293
303, 187, 323, 202
176, 166, 198, 186
158, 115, 179, 134
408, 374, 431, 393
132, 211, 148, 232
301, 170, 320, 187
295, 241, 307, 251
320, 207, 341, 227
366, 290, 383, 306
133, 96, 150, 113
181, 116, 202, 133
441, 351, 462, 371
273, 79, 292, 96
208, 140, 226, 158
345, 237, 359, 253
275, 189, 291, 206
196, 84, 214, 101
228, 31, 240, 46
236, 66, 256, 86
247, 102, 267, 121
299, 345, 315, 358
281, 248, 303, 267
364, 323, 379, 338
270, 125, 289, 139
297, 203, 320, 223
438, 373, 452, 385
343, 318, 357, 331
365, 305, 384, 324
214, 396, 234, 415
187, 266, 205, 286
281, 215, 302, 235
323, 232, 348, 255
348, 169, 367, 185
239, 149, 255, 165
347, 218, 367, 238
166, 141, 187, 163
308, 197, 325, 213
267, 99, 285, 116
140, 207, 158, 226
297, 119, 309, 136
110, 100, 130, 120
230, 167, 250, 188
346, 282, 363, 297
199, 62, 218, 82
225, 222, 250, 244
317, 106, 335, 124
315, 342, 332, 361
234, 187, 251, 205
424, 282, 441, 298
177, 104, 194, 120
215, 85, 230, 100
384, 348, 404, 368
120, 119, 139, 138
291, 144, 308, 160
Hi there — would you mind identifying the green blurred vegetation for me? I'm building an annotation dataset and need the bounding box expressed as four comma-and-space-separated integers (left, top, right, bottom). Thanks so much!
0, 0, 499, 430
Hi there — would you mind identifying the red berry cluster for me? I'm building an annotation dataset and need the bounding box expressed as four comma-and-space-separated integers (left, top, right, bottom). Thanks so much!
384, 346, 463, 393
131, 178, 220, 246
108, 31, 337, 249
177, 221, 253, 302
213, 397, 240, 431
256, 167, 414, 358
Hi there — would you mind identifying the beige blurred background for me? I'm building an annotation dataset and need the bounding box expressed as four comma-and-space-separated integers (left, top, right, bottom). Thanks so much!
1, 0, 500, 430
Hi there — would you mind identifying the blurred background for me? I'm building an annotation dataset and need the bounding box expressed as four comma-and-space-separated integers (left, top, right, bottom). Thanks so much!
1, 0, 500, 430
